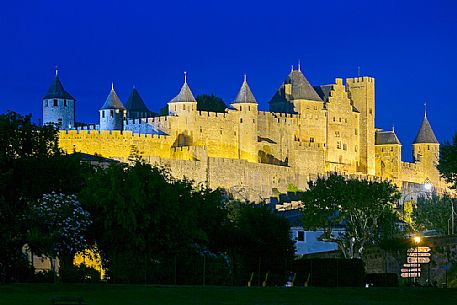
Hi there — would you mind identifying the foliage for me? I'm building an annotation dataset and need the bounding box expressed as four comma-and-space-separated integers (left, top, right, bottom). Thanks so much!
300, 174, 401, 258
78, 161, 228, 283
403, 200, 415, 225
225, 201, 295, 284
287, 183, 300, 193
437, 133, 457, 189
0, 111, 89, 282
413, 193, 453, 235
27, 193, 92, 257
196, 94, 227, 113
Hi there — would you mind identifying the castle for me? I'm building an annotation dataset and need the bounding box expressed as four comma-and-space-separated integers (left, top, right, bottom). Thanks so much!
44, 67, 448, 201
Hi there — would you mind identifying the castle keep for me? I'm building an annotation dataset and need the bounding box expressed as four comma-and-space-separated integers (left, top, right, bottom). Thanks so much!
45, 67, 447, 200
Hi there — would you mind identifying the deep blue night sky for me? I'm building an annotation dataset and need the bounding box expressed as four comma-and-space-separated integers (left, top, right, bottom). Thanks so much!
1, 0, 456, 161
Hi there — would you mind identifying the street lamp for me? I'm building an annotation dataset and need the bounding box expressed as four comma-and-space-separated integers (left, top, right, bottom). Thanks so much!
424, 178, 432, 192
414, 235, 421, 283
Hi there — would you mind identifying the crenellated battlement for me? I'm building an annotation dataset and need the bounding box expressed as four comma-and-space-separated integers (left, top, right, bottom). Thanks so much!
346, 76, 374, 83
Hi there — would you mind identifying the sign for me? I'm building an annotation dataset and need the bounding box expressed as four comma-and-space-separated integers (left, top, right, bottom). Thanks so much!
407, 247, 431, 253
407, 252, 431, 257
401, 272, 420, 278
401, 268, 420, 273
403, 264, 420, 268
407, 257, 431, 264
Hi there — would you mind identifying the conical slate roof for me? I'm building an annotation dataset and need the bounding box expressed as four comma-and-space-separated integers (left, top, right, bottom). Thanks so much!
100, 85, 126, 110
43, 74, 75, 100
170, 75, 196, 103
413, 114, 439, 144
269, 69, 323, 106
286, 70, 322, 101
125, 88, 151, 112
233, 77, 257, 104
376, 131, 401, 145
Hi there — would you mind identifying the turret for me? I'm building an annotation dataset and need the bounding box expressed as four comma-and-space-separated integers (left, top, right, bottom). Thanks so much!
231, 75, 258, 162
167, 72, 197, 116
375, 129, 402, 181
125, 87, 153, 119
42, 69, 75, 129
269, 65, 323, 114
99, 83, 126, 131
412, 110, 440, 182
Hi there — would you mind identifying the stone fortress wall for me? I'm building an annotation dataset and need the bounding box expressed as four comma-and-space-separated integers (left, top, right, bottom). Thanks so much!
54, 68, 450, 200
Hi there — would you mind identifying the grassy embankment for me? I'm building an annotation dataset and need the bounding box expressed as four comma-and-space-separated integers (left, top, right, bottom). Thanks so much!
1, 284, 457, 305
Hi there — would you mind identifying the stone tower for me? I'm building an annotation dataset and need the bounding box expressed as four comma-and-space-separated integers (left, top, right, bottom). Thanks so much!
412, 111, 440, 183
375, 129, 402, 181
167, 73, 197, 147
231, 75, 258, 162
42, 70, 75, 129
346, 77, 375, 175
167, 72, 197, 116
125, 87, 153, 119
99, 83, 126, 131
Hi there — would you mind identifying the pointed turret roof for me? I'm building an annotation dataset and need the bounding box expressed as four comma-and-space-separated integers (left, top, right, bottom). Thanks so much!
376, 130, 401, 145
125, 87, 151, 112
413, 113, 439, 144
269, 68, 323, 106
43, 72, 75, 100
233, 75, 257, 104
100, 84, 126, 110
170, 72, 196, 103
286, 70, 322, 101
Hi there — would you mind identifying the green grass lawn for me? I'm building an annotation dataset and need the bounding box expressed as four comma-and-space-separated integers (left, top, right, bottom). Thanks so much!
0, 284, 456, 305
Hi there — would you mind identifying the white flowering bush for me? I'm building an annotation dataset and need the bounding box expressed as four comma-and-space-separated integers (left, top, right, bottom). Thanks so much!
29, 192, 92, 256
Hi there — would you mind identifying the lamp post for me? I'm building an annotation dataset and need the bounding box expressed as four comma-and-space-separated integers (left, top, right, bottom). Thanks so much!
448, 198, 456, 235
414, 235, 421, 284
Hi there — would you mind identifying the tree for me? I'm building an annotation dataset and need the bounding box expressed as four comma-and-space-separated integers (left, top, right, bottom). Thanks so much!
301, 174, 400, 258
27, 193, 92, 258
0, 111, 89, 282
79, 161, 228, 283
413, 193, 453, 235
27, 193, 92, 278
437, 133, 457, 189
224, 201, 295, 285
196, 94, 227, 113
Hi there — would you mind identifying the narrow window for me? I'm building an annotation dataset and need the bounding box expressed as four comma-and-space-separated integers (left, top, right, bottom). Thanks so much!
343, 144, 347, 150
248, 106, 251, 111
64, 99, 67, 107
110, 110, 114, 118
369, 108, 373, 115
310, 137, 315, 143
253, 119, 255, 123
53, 99, 58, 107
333, 117, 336, 122
240, 118, 243, 123
240, 106, 242, 111
355, 129, 358, 135
102, 111, 105, 118
355, 145, 358, 152
337, 141, 341, 149
297, 231, 305, 241
183, 104, 186, 110
391, 147, 393, 152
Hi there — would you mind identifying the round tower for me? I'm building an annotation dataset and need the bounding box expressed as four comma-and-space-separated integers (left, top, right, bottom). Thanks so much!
167, 72, 197, 116
42, 69, 75, 129
99, 83, 126, 131
231, 74, 258, 162
412, 109, 440, 183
